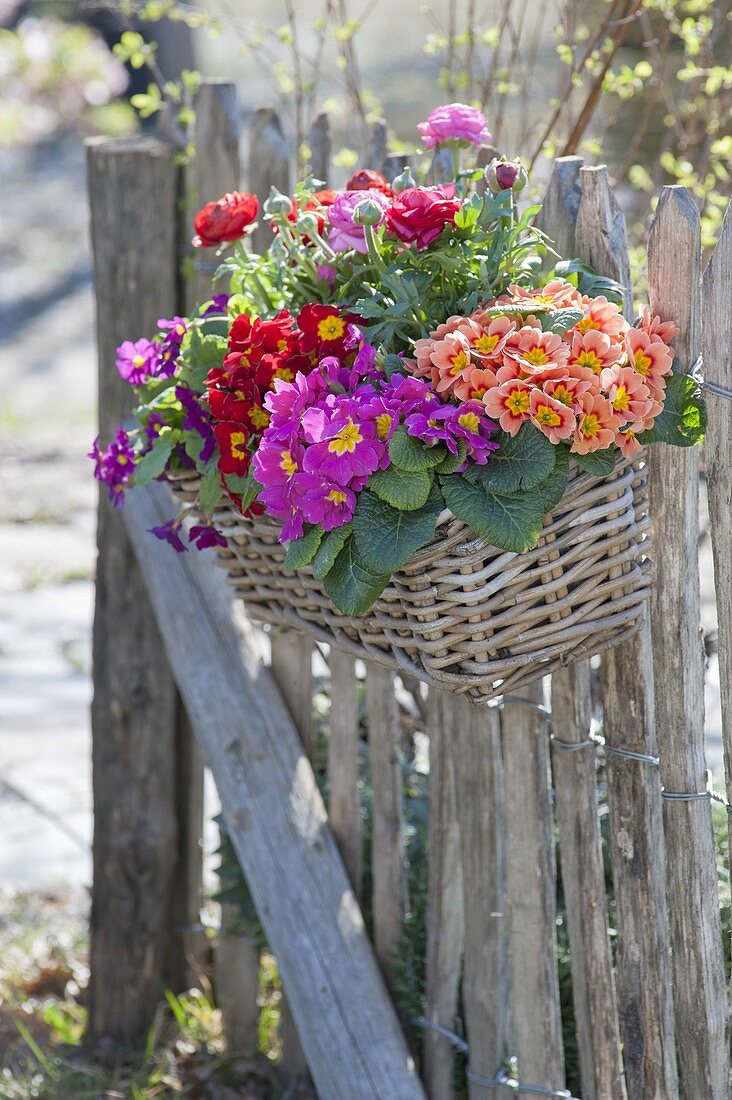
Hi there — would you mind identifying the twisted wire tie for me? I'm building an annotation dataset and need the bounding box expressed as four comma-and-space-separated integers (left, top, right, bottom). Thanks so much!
690, 353, 732, 401
413, 1018, 578, 1099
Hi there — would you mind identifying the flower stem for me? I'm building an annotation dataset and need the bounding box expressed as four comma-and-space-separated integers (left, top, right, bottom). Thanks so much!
364, 223, 386, 271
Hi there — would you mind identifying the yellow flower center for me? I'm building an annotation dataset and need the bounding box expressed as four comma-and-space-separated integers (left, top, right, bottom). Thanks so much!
575, 317, 599, 334
328, 418, 362, 455
458, 412, 480, 433
523, 347, 549, 366
327, 489, 348, 505
279, 450, 298, 476
274, 367, 294, 382
230, 431, 248, 459
612, 385, 630, 412
471, 387, 487, 399
277, 339, 289, 352
375, 412, 393, 441
474, 333, 499, 355
317, 315, 346, 341
575, 350, 603, 373
118, 455, 129, 465
534, 404, 562, 427
449, 349, 470, 375
580, 414, 600, 438
505, 390, 530, 415
427, 418, 440, 428
250, 405, 270, 429
550, 385, 574, 407
533, 294, 555, 304
633, 351, 651, 375
133, 355, 145, 367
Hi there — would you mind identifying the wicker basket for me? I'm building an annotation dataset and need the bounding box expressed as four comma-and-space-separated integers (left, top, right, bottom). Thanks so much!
169, 457, 650, 705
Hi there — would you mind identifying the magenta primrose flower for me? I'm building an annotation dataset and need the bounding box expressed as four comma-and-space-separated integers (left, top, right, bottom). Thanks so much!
303, 406, 384, 482
417, 103, 492, 149
405, 400, 499, 464
115, 338, 159, 385
327, 190, 390, 253
290, 472, 357, 531
89, 428, 135, 507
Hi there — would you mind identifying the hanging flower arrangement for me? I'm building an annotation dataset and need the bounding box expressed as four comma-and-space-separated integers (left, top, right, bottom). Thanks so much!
92, 102, 705, 637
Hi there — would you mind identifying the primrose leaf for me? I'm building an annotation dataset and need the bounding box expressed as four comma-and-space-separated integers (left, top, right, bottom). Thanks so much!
440, 475, 546, 554
133, 433, 174, 486
198, 462, 224, 514
388, 427, 446, 472
368, 466, 433, 510
312, 522, 353, 581
541, 307, 585, 335
284, 525, 323, 572
572, 447, 616, 477
353, 486, 444, 573
323, 534, 391, 616
637, 363, 706, 447
467, 424, 556, 493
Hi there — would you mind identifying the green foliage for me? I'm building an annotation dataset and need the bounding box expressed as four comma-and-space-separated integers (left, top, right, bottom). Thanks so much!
323, 534, 391, 615
353, 486, 444, 574
466, 424, 556, 493
440, 475, 547, 553
312, 522, 353, 580
284, 524, 324, 571
572, 446, 616, 477
551, 260, 627, 308
388, 428, 446, 472
368, 465, 434, 510
638, 363, 707, 447
132, 432, 174, 485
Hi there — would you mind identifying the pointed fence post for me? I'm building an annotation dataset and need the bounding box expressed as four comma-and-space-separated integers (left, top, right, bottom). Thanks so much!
328, 649, 363, 897
648, 186, 728, 1100
536, 155, 583, 260
248, 107, 290, 254
574, 164, 679, 1100
502, 684, 565, 1092
309, 111, 331, 184
703, 201, 732, 904
87, 136, 180, 1041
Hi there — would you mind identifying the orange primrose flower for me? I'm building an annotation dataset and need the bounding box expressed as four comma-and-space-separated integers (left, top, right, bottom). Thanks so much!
483, 379, 533, 435
529, 388, 576, 443
571, 393, 620, 454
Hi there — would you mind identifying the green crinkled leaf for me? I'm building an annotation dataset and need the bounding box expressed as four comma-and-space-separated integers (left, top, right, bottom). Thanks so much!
467, 424, 556, 493
225, 469, 261, 511
133, 433, 174, 486
198, 462, 224, 514
284, 525, 323, 572
368, 466, 434, 510
440, 475, 546, 554
323, 534, 391, 616
353, 486, 444, 574
312, 522, 353, 581
185, 325, 227, 372
572, 446, 616, 477
637, 364, 707, 447
533, 445, 570, 513
388, 427, 447, 472
435, 440, 468, 474
479, 301, 552, 318
541, 307, 585, 335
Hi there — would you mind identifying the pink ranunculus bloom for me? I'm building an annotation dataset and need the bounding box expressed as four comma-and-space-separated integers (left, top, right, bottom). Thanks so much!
384, 185, 461, 250
454, 365, 500, 403
492, 279, 582, 312
327, 189, 390, 253
616, 429, 644, 460
541, 373, 596, 411
417, 103, 492, 148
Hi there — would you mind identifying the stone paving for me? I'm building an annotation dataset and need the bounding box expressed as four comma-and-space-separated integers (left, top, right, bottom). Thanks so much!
0, 138, 725, 899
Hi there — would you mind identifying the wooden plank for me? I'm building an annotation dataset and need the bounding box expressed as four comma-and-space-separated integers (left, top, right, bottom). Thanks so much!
537, 155, 584, 261
703, 200, 732, 914
121, 478, 426, 1100
450, 697, 509, 1100
647, 185, 728, 1099
550, 666, 626, 1100
574, 163, 679, 1100
423, 691, 465, 1099
366, 118, 388, 174
502, 684, 565, 1091
86, 136, 180, 1042
309, 111, 331, 184
328, 649, 363, 897
186, 80, 240, 310
366, 664, 405, 985
248, 106, 290, 255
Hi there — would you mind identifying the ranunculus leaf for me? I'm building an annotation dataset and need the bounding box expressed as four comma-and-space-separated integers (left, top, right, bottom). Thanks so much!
388, 427, 446, 472
466, 423, 555, 493
312, 522, 353, 581
440, 475, 546, 554
353, 486, 444, 573
381, 352, 406, 379
133, 433, 174, 486
323, 534, 391, 616
637, 363, 706, 447
284, 525, 323, 573
572, 446, 616, 477
368, 466, 433, 510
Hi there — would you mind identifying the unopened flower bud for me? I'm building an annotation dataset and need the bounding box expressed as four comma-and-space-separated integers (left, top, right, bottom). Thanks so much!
352, 197, 384, 227
391, 165, 417, 194
263, 187, 294, 217
484, 156, 528, 194
269, 235, 288, 261
295, 212, 321, 238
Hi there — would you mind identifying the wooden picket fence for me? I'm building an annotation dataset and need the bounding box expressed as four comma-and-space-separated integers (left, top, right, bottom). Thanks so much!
87, 79, 732, 1100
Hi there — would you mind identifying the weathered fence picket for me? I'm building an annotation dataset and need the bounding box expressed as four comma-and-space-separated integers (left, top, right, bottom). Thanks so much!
88, 96, 732, 1100
648, 187, 728, 1099
703, 201, 732, 909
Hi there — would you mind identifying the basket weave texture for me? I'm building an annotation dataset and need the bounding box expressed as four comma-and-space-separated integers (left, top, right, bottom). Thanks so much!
169, 457, 650, 705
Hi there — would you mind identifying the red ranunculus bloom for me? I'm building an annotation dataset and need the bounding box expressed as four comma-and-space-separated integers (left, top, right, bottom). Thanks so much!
286, 189, 338, 239
215, 421, 252, 476
192, 191, 259, 248
384, 185, 460, 250
346, 169, 393, 197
